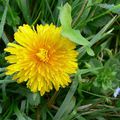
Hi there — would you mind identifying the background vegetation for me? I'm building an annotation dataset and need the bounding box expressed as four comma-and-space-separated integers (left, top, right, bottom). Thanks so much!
0, 0, 120, 120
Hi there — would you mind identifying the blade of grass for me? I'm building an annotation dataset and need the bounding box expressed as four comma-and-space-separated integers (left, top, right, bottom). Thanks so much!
60, 97, 76, 120
0, 68, 5, 72
32, 11, 41, 26
45, 0, 55, 24
16, 0, 31, 24
0, 76, 15, 84
78, 16, 117, 59
78, 67, 103, 75
72, 0, 88, 26
0, 80, 15, 84
53, 73, 78, 120
1, 103, 14, 120
0, 0, 9, 38
14, 104, 26, 120
3, 103, 14, 120
2, 32, 9, 45
0, 73, 5, 77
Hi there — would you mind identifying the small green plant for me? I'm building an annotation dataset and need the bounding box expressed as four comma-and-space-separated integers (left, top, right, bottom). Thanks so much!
0, 0, 120, 120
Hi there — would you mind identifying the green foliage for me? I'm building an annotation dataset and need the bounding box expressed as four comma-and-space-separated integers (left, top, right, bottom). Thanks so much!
0, 0, 9, 38
59, 3, 94, 56
0, 0, 120, 120
0, 53, 7, 67
94, 66, 116, 91
16, 0, 31, 24
27, 92, 41, 106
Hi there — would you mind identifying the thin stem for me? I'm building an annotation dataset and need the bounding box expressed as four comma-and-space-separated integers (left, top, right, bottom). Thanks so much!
72, 0, 88, 27
115, 34, 119, 54
82, 90, 112, 99
2, 32, 9, 45
47, 91, 59, 108
32, 11, 41, 26
36, 105, 40, 120
51, 105, 59, 110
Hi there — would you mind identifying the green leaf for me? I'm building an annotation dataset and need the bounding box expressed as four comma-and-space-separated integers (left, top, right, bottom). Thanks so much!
76, 116, 87, 120
0, 0, 9, 38
85, 46, 95, 56
1, 32, 9, 46
89, 58, 103, 68
78, 16, 116, 59
27, 92, 41, 106
60, 97, 76, 120
14, 104, 26, 120
99, 3, 120, 14
62, 28, 90, 46
59, 3, 72, 28
23, 113, 33, 120
96, 116, 106, 120
0, 67, 5, 72
94, 0, 103, 3
78, 67, 103, 75
59, 3, 90, 46
53, 74, 78, 120
0, 76, 15, 84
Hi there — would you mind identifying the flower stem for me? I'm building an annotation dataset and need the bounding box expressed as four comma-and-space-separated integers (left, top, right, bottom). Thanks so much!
36, 105, 40, 120
47, 91, 59, 108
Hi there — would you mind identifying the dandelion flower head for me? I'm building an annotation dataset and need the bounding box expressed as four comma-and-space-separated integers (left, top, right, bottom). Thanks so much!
5, 24, 78, 95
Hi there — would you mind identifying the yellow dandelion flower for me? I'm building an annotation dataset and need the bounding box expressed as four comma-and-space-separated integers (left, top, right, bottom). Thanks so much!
5, 24, 78, 96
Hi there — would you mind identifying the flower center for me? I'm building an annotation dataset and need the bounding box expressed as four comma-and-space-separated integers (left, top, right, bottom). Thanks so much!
36, 48, 48, 62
